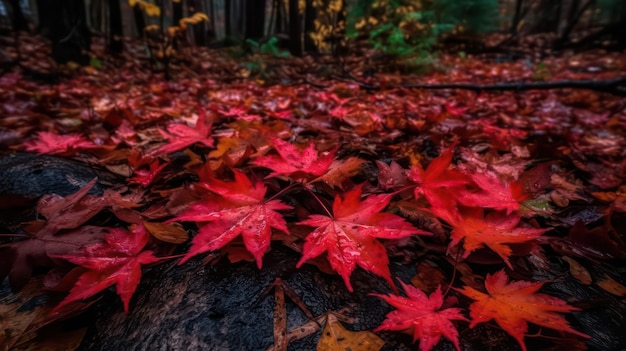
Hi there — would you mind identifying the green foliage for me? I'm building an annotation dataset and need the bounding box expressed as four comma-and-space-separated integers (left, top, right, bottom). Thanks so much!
346, 0, 498, 69
245, 37, 291, 58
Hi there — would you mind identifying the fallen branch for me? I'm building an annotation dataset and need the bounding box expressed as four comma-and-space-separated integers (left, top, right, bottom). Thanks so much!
359, 77, 626, 96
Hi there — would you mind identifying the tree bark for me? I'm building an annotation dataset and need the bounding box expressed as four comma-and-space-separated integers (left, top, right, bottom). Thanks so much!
225, 0, 232, 37
7, 0, 29, 31
288, 0, 301, 56
188, 0, 207, 45
509, 0, 523, 34
245, 0, 266, 40
132, 4, 146, 36
108, 0, 123, 54
560, 0, 594, 43
531, 0, 561, 34
39, 0, 91, 64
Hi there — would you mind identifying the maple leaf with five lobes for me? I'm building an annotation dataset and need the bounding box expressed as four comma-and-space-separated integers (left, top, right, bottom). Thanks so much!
457, 270, 589, 351
296, 185, 431, 291
151, 106, 214, 156
448, 208, 547, 268
53, 224, 159, 313
253, 138, 337, 179
373, 283, 468, 351
408, 145, 471, 221
24, 131, 95, 155
173, 171, 292, 268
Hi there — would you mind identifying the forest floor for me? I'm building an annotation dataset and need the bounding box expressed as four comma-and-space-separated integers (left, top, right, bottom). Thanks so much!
1, 35, 625, 351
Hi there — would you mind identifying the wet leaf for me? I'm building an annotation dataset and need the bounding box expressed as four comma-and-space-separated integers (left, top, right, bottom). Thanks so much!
317, 313, 384, 351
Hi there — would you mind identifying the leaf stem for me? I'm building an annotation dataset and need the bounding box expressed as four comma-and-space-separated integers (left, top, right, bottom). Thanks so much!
265, 182, 300, 203
303, 187, 333, 218
443, 248, 461, 297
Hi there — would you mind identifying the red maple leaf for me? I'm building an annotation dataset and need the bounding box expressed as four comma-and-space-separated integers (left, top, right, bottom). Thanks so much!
373, 282, 468, 351
408, 145, 471, 220
296, 185, 430, 291
53, 224, 159, 313
173, 170, 292, 268
151, 106, 214, 155
24, 131, 95, 156
128, 159, 169, 187
447, 208, 547, 267
253, 138, 337, 179
0, 226, 108, 291
458, 171, 526, 213
457, 270, 589, 351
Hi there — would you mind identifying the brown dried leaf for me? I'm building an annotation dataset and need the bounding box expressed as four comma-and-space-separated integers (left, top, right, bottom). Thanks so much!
596, 275, 626, 297
143, 221, 189, 244
561, 256, 592, 285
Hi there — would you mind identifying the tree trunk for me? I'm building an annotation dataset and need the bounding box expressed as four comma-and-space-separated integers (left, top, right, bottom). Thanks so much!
7, 0, 29, 31
225, 0, 232, 37
188, 0, 207, 45
132, 4, 146, 36
173, 0, 184, 24
560, 0, 594, 43
39, 0, 91, 64
245, 0, 266, 40
108, 0, 123, 54
288, 0, 301, 56
303, 0, 316, 53
509, 0, 523, 34
531, 0, 561, 34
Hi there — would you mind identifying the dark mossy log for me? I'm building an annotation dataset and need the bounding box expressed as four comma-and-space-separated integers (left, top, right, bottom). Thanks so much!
0, 153, 119, 203
78, 245, 524, 351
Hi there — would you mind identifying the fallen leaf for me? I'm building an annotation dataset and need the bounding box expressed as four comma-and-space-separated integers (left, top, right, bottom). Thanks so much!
561, 256, 592, 285
448, 208, 547, 268
317, 313, 384, 351
373, 283, 467, 351
253, 138, 337, 180
596, 275, 626, 297
52, 224, 159, 313
143, 221, 189, 244
457, 270, 589, 351
297, 185, 430, 291
173, 170, 292, 268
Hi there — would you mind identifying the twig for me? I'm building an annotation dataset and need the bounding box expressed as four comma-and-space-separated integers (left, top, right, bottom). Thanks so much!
359, 77, 626, 96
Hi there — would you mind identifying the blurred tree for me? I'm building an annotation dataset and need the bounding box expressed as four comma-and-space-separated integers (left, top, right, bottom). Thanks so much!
37, 0, 91, 64
6, 0, 27, 31
245, 0, 265, 40
109, 0, 123, 53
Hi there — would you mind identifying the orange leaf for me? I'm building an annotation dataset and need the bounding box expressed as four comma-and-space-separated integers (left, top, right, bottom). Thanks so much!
317, 313, 384, 351
448, 208, 547, 267
457, 270, 589, 351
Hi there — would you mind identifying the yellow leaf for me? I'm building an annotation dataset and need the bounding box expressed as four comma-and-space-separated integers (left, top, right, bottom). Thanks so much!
132, 0, 160, 16
144, 24, 159, 32
144, 221, 189, 244
179, 12, 209, 29
316, 314, 384, 351
168, 26, 180, 37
